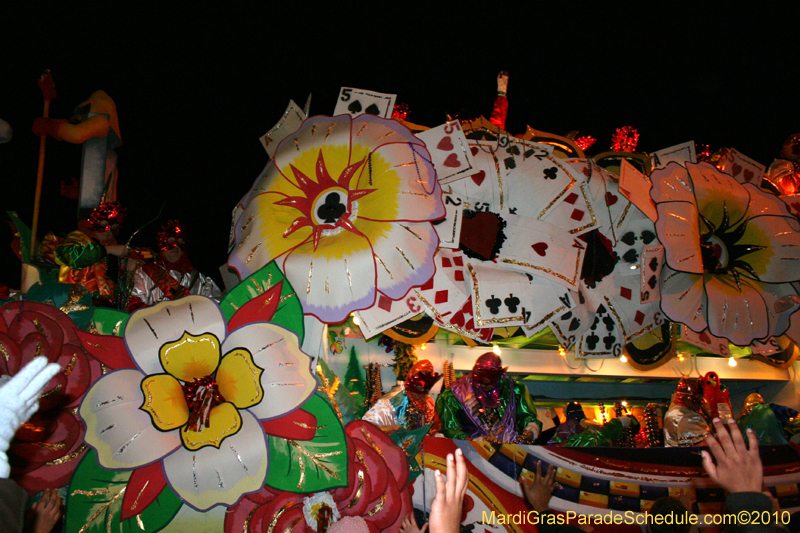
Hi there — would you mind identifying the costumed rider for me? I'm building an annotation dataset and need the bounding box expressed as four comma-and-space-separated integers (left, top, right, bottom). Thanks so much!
128, 220, 222, 312
489, 71, 509, 130
363, 360, 442, 432
0, 118, 11, 144
436, 352, 541, 443
53, 202, 128, 303
547, 402, 587, 445
766, 133, 800, 195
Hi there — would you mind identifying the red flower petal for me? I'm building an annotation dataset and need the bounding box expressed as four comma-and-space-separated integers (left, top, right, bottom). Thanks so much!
75, 329, 136, 369
260, 407, 317, 441
228, 281, 283, 331
120, 462, 168, 522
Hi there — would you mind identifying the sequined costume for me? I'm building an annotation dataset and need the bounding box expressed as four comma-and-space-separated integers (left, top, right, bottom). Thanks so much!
766, 134, 800, 195
489, 71, 509, 130
128, 220, 221, 311
363, 360, 441, 432
435, 353, 540, 442
54, 230, 115, 301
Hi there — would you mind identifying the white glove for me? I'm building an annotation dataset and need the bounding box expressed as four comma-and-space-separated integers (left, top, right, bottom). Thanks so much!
0, 356, 61, 477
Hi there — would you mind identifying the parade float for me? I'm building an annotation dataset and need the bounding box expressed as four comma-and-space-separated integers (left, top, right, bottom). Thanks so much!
4, 74, 800, 533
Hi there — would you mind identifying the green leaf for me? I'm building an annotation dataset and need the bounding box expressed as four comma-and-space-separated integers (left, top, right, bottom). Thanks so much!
66, 449, 182, 533
388, 424, 430, 483
219, 261, 304, 343
265, 394, 348, 493
90, 308, 129, 336
27, 282, 94, 329
316, 358, 363, 423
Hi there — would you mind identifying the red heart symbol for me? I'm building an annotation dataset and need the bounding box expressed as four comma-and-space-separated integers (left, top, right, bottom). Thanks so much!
471, 170, 486, 186
460, 212, 501, 260
699, 331, 711, 344
604, 192, 618, 206
732, 163, 742, 176
443, 153, 461, 168
743, 169, 754, 182
532, 242, 548, 256
437, 136, 454, 151
470, 146, 479, 156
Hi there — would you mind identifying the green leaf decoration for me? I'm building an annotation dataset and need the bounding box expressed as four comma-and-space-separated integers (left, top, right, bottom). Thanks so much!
27, 282, 94, 329
316, 358, 363, 424
219, 261, 304, 343
265, 394, 348, 493
66, 449, 182, 533
388, 424, 431, 482
90, 307, 129, 336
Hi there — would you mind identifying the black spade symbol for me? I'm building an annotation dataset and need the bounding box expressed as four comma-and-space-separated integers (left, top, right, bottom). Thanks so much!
348, 100, 363, 114
365, 103, 381, 115
648, 275, 658, 289
504, 156, 516, 169
621, 232, 637, 246
649, 257, 659, 271
641, 230, 656, 245
317, 192, 346, 223
569, 318, 581, 331
623, 249, 639, 263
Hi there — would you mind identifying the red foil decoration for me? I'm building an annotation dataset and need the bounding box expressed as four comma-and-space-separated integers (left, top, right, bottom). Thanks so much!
610, 126, 640, 153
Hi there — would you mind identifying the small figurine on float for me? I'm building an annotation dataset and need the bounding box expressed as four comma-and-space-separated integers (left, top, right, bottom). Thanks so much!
51, 202, 129, 304
766, 133, 800, 195
363, 359, 442, 432
547, 402, 587, 445
128, 220, 222, 312
435, 352, 541, 443
32, 90, 121, 209
663, 377, 710, 447
737, 393, 787, 445
489, 71, 509, 130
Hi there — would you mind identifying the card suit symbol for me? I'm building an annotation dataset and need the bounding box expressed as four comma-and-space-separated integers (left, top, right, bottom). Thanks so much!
732, 163, 743, 176
620, 287, 632, 300
377, 294, 393, 312
532, 242, 548, 256
641, 230, 656, 245
524, 149, 535, 158
459, 212, 501, 260
590, 316, 600, 331
623, 249, 639, 263
486, 295, 502, 314
419, 277, 434, 291
441, 257, 452, 268
504, 156, 517, 169
443, 153, 461, 168
649, 257, 659, 271
470, 146, 479, 156
543, 167, 558, 180
586, 332, 599, 349
699, 331, 711, 344
451, 312, 466, 328
454, 270, 464, 282
603, 333, 616, 349
508, 145, 521, 155
597, 304, 607, 315
565, 192, 579, 205
348, 100, 363, 114
579, 291, 586, 304
561, 311, 573, 320
648, 275, 657, 289
570, 209, 585, 221
453, 256, 463, 267
437, 137, 454, 151
569, 317, 580, 331
621, 232, 636, 246
744, 169, 754, 182
365, 103, 381, 115
471, 170, 486, 186
504, 294, 520, 313
604, 192, 618, 206
602, 315, 615, 331
435, 290, 449, 304
634, 310, 645, 325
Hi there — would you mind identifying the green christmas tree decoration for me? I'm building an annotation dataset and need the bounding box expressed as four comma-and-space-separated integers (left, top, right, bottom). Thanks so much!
344, 346, 366, 400
393, 342, 418, 380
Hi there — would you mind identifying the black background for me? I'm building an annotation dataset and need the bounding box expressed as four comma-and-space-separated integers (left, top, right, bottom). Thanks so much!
1, 4, 798, 289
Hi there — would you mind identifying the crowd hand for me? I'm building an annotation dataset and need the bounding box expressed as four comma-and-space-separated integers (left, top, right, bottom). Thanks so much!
26, 489, 63, 533
521, 461, 556, 513
428, 448, 468, 533
104, 244, 128, 257
399, 513, 427, 533
701, 418, 763, 494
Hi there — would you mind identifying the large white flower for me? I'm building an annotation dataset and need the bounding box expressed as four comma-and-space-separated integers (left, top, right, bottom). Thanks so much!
78, 296, 317, 510
228, 114, 444, 323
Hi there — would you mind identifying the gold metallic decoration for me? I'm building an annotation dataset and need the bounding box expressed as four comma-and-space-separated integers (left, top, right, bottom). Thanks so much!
349, 470, 365, 508
245, 240, 265, 265
500, 253, 583, 287
306, 261, 314, 294
267, 502, 293, 533
287, 439, 343, 488
63, 353, 79, 376
0, 343, 9, 361
243, 508, 257, 533
375, 254, 393, 279
316, 363, 345, 424
60, 285, 90, 314
32, 318, 47, 337
358, 427, 384, 458
76, 486, 125, 533
136, 514, 145, 531
367, 494, 386, 516
395, 247, 415, 271
129, 480, 149, 512
39, 383, 62, 399
568, 183, 598, 235
32, 440, 67, 450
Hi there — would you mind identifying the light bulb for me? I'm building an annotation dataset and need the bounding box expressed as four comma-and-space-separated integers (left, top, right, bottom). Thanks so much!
728, 356, 737, 367
620, 354, 628, 363
493, 345, 501, 355
420, 343, 427, 351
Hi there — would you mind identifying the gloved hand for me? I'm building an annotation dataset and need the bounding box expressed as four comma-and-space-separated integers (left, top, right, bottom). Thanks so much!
32, 117, 66, 140
0, 356, 61, 477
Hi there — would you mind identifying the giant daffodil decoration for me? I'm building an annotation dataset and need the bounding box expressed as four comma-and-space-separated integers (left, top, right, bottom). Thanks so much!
78, 295, 317, 510
651, 162, 800, 346
229, 114, 444, 323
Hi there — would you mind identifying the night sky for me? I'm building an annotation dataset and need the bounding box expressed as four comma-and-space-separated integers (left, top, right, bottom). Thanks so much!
1, 4, 798, 289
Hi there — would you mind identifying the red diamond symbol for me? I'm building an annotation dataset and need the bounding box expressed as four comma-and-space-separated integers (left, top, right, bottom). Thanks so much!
419, 277, 434, 291
453, 256, 464, 267
441, 257, 452, 268
435, 290, 449, 304
570, 209, 585, 221
565, 192, 579, 205
634, 310, 645, 325
620, 287, 632, 300
455, 270, 464, 282
378, 294, 393, 312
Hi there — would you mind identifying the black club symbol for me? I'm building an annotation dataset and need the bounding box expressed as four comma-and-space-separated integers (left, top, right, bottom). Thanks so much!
317, 193, 346, 223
